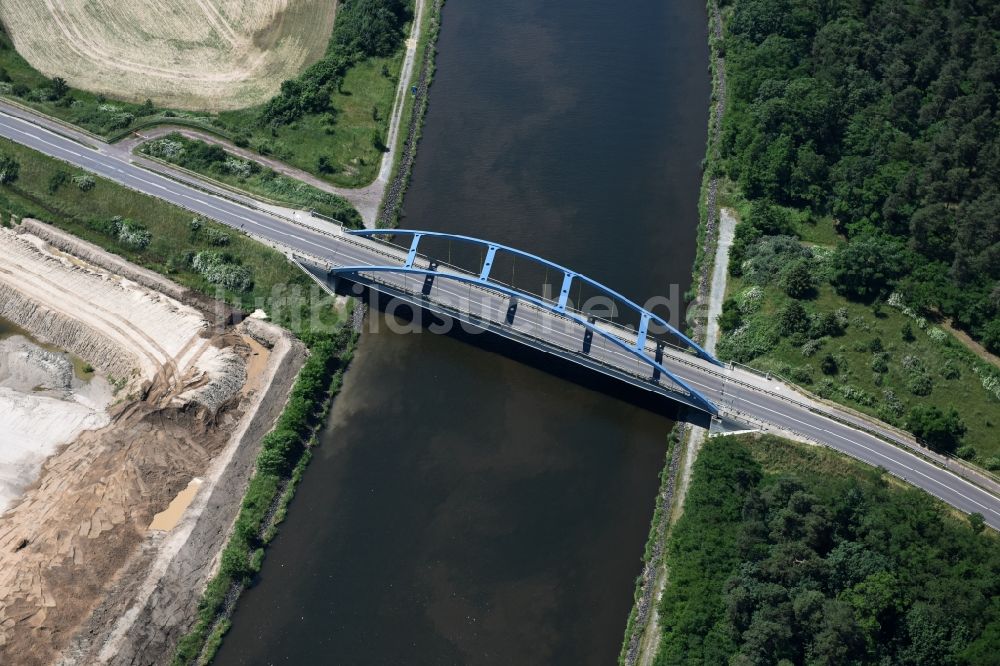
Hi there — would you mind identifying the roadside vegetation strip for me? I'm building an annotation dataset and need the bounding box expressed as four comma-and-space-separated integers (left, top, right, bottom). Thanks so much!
709, 0, 1000, 467
138, 132, 362, 227
0, 137, 340, 314
0, 0, 413, 186
655, 433, 1000, 664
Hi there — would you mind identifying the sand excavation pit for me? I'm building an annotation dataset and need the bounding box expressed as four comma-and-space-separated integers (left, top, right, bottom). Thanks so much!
0, 0, 337, 110
0, 220, 306, 664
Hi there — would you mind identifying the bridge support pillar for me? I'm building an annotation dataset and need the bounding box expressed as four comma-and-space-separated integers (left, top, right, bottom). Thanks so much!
582, 316, 595, 354
652, 341, 665, 382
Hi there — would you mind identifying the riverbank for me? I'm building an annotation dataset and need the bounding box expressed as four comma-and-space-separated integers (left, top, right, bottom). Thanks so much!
377, 0, 443, 228
170, 323, 358, 666
622, 2, 731, 663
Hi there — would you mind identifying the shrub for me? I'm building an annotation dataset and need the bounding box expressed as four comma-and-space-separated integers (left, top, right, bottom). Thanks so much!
778, 301, 810, 336
72, 174, 95, 191
145, 138, 185, 160
906, 371, 933, 396
956, 445, 977, 461
192, 251, 254, 292
787, 365, 814, 385
718, 298, 743, 333
204, 227, 231, 246
927, 327, 949, 345
880, 390, 904, 420
100, 216, 151, 250
47, 169, 69, 194
907, 405, 966, 453
809, 311, 843, 338
800, 338, 823, 357
940, 360, 961, 380
718, 322, 778, 363
780, 258, 816, 298
223, 157, 254, 178
973, 365, 1000, 400
738, 286, 764, 314
0, 153, 19, 184
742, 235, 811, 285
107, 112, 135, 130
820, 353, 838, 375
840, 384, 875, 406
870, 352, 889, 374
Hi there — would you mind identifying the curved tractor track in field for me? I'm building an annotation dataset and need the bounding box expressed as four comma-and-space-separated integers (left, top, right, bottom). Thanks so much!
0, 0, 337, 110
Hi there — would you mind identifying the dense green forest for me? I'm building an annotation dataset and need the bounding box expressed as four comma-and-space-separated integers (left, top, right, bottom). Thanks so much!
720, 0, 1000, 350
655, 435, 1000, 665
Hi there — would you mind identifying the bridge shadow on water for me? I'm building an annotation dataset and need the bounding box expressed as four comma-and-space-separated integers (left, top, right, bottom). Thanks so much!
344, 284, 713, 429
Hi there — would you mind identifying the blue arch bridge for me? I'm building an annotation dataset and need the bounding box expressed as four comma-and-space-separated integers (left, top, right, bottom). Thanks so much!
295, 228, 723, 415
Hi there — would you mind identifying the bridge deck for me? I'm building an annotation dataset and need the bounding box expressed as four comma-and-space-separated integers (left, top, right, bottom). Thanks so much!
304, 230, 719, 413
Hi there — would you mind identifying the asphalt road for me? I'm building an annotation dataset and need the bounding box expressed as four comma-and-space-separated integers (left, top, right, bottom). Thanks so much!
1, 109, 998, 529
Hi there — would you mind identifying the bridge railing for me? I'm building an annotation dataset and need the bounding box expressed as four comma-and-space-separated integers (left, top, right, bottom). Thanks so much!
335, 232, 704, 363
333, 262, 700, 401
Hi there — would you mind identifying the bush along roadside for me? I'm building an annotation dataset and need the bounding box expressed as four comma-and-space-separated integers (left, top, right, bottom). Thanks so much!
172, 324, 359, 666
139, 132, 363, 227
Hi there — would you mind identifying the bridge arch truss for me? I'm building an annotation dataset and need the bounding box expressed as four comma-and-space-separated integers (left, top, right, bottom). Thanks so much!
332, 229, 721, 415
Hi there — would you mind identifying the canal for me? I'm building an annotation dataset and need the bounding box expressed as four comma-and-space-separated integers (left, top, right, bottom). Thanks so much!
215, 0, 710, 663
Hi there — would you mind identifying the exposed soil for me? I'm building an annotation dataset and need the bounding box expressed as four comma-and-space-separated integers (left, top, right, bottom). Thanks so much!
0, 220, 304, 664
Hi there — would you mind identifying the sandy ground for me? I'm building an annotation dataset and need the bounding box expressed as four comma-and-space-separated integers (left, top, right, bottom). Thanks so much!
0, 221, 295, 664
0, 335, 112, 512
0, 0, 336, 110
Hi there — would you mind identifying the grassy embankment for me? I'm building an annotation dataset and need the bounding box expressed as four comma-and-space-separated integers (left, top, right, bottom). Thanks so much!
138, 132, 362, 227
655, 434, 1000, 664
378, 0, 443, 227
617, 427, 680, 664
721, 209, 1000, 462
0, 0, 410, 187
708, 0, 1000, 465
0, 136, 358, 663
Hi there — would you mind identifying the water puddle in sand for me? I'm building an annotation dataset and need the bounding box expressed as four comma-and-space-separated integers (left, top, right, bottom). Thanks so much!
149, 478, 203, 531
0, 315, 95, 381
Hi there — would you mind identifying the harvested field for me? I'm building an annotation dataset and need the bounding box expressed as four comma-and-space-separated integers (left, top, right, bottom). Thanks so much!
0, 0, 337, 110
0, 221, 305, 664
